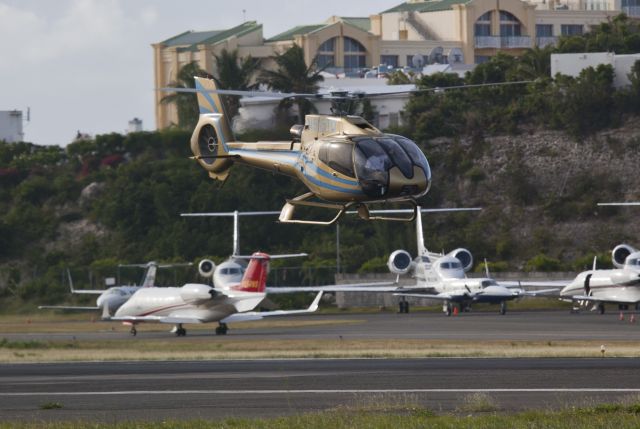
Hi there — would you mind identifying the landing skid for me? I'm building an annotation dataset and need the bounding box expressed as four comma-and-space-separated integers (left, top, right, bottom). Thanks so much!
278, 192, 418, 225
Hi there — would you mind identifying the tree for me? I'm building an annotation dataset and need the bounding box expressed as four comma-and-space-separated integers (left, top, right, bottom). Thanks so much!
259, 45, 324, 123
516, 45, 554, 80
213, 49, 260, 118
160, 62, 211, 130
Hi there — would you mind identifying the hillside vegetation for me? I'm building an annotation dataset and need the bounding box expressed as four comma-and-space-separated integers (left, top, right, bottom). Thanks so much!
1, 15, 640, 308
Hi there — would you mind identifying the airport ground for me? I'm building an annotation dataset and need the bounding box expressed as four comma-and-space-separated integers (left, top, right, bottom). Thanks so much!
1, 306, 640, 425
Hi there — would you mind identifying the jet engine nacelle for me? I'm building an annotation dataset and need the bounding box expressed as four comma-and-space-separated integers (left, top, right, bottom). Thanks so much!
612, 244, 637, 268
448, 248, 473, 272
387, 250, 413, 275
198, 259, 216, 278
179, 283, 216, 302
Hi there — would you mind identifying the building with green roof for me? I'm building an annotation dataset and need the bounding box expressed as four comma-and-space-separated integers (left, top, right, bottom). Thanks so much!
154, 1, 624, 129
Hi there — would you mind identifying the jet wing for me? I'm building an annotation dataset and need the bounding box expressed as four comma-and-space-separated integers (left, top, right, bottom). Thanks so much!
38, 305, 100, 311
107, 315, 207, 324
69, 289, 106, 295
265, 281, 399, 293
499, 280, 569, 288
221, 292, 323, 323
393, 292, 454, 301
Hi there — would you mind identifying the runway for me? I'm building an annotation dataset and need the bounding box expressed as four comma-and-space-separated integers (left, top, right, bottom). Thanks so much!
5, 309, 640, 342
2, 358, 640, 422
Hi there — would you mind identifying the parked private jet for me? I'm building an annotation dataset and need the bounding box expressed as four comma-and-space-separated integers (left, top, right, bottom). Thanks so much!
269, 207, 557, 315
550, 244, 640, 314
110, 252, 322, 336
38, 262, 186, 317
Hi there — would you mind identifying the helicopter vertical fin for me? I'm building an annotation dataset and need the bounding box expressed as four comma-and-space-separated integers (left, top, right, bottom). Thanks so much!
194, 77, 234, 143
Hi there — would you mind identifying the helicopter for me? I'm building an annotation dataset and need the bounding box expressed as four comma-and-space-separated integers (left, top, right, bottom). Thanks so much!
179, 76, 432, 225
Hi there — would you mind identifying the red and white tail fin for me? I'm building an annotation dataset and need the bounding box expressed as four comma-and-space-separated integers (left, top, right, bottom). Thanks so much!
233, 252, 270, 293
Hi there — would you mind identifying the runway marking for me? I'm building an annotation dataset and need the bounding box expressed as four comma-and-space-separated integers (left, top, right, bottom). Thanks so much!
3, 389, 640, 396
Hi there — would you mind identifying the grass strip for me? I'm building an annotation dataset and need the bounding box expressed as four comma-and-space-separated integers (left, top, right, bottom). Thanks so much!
3, 402, 640, 428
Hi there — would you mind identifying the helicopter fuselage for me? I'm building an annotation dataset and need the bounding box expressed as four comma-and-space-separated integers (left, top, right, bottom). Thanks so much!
208, 114, 432, 204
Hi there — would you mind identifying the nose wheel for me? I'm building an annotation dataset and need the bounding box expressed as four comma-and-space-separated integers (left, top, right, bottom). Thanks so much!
173, 324, 187, 336
215, 323, 228, 335
499, 301, 507, 315
129, 326, 137, 336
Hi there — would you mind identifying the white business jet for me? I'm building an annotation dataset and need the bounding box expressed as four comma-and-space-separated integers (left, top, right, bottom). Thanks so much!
269, 207, 556, 315
38, 262, 183, 317
110, 252, 322, 336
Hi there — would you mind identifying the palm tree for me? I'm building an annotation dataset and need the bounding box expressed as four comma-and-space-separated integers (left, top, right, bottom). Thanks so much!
516, 45, 554, 80
259, 45, 324, 123
213, 49, 260, 118
160, 62, 211, 130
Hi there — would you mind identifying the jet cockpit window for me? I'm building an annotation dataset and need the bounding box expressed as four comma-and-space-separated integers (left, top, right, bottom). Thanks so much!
627, 258, 640, 266
481, 280, 498, 287
421, 256, 430, 263
318, 142, 355, 177
451, 262, 462, 269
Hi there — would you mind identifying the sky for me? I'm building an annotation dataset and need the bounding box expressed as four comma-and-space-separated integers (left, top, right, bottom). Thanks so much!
0, 0, 400, 146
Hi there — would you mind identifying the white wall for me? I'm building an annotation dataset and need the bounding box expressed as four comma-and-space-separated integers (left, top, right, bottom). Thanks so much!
551, 52, 640, 88
0, 111, 23, 142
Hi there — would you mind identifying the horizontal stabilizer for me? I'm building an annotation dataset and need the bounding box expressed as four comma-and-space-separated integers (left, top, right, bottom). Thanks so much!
266, 281, 398, 294
38, 305, 100, 311
221, 292, 323, 323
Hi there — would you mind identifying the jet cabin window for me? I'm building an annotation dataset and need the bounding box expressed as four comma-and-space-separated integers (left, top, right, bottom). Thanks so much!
319, 142, 355, 177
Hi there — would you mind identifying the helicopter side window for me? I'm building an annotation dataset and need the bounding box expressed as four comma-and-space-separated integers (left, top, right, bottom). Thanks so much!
377, 138, 414, 178
318, 142, 355, 177
394, 136, 431, 179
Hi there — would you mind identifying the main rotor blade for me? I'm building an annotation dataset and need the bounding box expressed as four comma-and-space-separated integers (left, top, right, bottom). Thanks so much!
160, 87, 318, 99
364, 80, 533, 98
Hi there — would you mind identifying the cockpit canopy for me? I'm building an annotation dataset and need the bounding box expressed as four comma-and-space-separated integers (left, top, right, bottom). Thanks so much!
625, 253, 640, 267
317, 135, 431, 198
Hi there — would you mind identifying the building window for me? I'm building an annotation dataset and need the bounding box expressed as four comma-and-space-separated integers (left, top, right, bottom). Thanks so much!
381, 55, 398, 68
500, 11, 522, 37
344, 37, 366, 70
475, 55, 491, 64
536, 24, 553, 37
399, 30, 408, 40
317, 37, 336, 69
561, 24, 583, 36
475, 11, 492, 36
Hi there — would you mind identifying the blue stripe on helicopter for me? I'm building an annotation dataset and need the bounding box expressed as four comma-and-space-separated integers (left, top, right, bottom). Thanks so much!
229, 149, 362, 195
195, 81, 220, 115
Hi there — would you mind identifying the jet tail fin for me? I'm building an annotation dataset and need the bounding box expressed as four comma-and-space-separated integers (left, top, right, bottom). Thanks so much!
233, 252, 270, 293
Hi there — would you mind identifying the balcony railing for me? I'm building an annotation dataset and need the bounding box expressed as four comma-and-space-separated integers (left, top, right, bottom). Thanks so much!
501, 36, 531, 48
536, 36, 558, 48
622, 6, 640, 16
475, 36, 500, 48
475, 36, 532, 48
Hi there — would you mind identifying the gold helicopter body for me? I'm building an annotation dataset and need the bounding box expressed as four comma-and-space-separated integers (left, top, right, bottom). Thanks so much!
189, 77, 431, 224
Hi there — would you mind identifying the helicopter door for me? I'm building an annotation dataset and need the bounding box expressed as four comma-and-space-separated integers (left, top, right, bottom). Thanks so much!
318, 142, 355, 177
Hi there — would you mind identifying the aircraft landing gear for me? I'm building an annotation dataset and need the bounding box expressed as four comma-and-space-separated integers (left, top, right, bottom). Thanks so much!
129, 326, 137, 336
216, 323, 228, 335
173, 324, 187, 336
598, 303, 605, 315
499, 301, 507, 315
444, 302, 452, 317
398, 299, 410, 314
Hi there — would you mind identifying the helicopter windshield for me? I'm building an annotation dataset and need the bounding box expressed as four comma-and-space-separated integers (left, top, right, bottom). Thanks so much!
353, 136, 430, 197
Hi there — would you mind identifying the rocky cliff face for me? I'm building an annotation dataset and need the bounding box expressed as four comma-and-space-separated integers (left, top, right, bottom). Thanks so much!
421, 119, 640, 268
